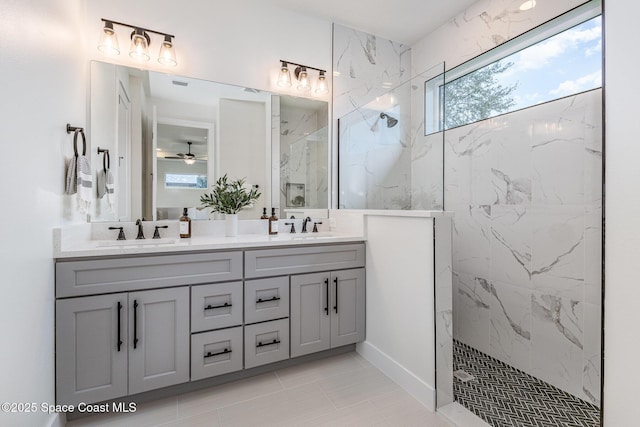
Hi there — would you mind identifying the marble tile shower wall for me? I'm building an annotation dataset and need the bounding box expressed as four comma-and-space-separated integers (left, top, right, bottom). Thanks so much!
333, 24, 413, 209
280, 106, 328, 211
447, 89, 602, 405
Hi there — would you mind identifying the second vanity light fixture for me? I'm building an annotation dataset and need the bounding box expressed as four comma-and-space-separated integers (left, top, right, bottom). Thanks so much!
98, 19, 177, 67
277, 60, 328, 95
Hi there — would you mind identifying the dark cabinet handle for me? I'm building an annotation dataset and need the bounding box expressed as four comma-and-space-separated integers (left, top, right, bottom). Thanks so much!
324, 278, 329, 315
256, 296, 281, 304
205, 302, 232, 310
117, 301, 123, 352
133, 300, 139, 349
257, 339, 281, 348
204, 348, 231, 358
333, 277, 338, 314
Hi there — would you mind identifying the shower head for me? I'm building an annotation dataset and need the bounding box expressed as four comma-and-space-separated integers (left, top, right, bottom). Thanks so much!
380, 112, 398, 128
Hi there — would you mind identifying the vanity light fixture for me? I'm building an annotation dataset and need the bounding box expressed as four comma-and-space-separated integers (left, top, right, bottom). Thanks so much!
316, 70, 329, 94
277, 61, 292, 87
158, 35, 178, 66
97, 19, 177, 67
278, 60, 328, 95
296, 67, 310, 92
97, 21, 120, 55
129, 28, 150, 61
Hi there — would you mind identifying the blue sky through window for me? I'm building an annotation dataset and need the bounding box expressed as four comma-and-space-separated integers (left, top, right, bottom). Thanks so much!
500, 16, 602, 110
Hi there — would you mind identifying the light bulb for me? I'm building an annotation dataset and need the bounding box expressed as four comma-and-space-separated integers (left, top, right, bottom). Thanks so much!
519, 0, 536, 10
297, 67, 310, 92
277, 62, 292, 87
315, 70, 329, 94
129, 29, 150, 61
184, 158, 196, 165
98, 21, 120, 55
158, 35, 177, 66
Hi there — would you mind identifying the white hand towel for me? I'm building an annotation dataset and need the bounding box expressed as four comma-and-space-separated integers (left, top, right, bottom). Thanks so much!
76, 154, 93, 214
64, 156, 78, 195
96, 169, 107, 199
106, 169, 115, 209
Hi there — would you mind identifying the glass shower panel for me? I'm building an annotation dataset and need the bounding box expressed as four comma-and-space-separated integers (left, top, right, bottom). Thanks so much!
337, 63, 445, 210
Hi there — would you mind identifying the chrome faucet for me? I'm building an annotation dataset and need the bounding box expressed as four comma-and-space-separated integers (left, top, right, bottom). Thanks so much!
135, 219, 145, 240
301, 217, 312, 233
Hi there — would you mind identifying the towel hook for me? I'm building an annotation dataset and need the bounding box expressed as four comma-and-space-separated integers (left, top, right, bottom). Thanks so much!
72, 129, 86, 158
97, 147, 110, 172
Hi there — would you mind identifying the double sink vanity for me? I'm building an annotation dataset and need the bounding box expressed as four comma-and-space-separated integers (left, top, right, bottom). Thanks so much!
54, 225, 366, 407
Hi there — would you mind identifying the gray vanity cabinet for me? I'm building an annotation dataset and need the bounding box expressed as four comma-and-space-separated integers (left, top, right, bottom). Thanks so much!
55, 286, 189, 404
56, 293, 128, 406
128, 287, 190, 395
290, 268, 365, 358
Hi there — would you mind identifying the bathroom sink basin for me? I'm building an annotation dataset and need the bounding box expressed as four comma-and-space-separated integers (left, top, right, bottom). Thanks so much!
96, 238, 177, 247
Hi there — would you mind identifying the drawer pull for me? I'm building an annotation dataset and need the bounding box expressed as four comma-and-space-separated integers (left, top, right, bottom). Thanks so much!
256, 339, 281, 348
204, 302, 232, 310
204, 348, 231, 358
133, 300, 139, 349
256, 296, 281, 304
324, 278, 329, 315
117, 301, 123, 352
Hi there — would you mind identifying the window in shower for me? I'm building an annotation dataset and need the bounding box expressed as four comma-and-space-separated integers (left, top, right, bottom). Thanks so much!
426, 8, 602, 133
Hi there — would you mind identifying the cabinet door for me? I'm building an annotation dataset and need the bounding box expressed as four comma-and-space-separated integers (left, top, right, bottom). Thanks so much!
290, 272, 331, 357
56, 293, 128, 405
330, 268, 366, 348
128, 287, 189, 394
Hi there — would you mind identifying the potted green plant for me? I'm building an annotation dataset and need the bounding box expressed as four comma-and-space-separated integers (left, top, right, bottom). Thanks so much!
200, 174, 261, 236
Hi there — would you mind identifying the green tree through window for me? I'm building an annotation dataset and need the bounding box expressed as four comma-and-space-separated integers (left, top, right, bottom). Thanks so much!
443, 61, 518, 129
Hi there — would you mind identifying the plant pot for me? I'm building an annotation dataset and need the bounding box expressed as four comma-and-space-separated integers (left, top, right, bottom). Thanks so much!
225, 213, 238, 237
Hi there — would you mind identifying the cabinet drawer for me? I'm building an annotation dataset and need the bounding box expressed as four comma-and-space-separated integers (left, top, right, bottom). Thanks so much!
244, 277, 289, 324
191, 327, 243, 381
191, 282, 243, 332
244, 244, 365, 278
244, 319, 289, 369
56, 251, 243, 297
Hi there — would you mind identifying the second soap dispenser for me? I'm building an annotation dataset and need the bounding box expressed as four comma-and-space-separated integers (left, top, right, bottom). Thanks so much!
268, 208, 278, 235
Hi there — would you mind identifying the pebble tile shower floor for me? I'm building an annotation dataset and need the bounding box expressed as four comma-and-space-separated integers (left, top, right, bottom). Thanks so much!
453, 340, 600, 427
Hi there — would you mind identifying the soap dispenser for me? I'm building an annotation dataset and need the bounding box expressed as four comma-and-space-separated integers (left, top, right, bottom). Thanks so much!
260, 208, 269, 220
268, 208, 278, 235
179, 208, 192, 238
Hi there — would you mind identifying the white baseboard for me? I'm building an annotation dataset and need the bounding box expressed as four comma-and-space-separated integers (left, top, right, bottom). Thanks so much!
356, 341, 436, 411
47, 412, 65, 427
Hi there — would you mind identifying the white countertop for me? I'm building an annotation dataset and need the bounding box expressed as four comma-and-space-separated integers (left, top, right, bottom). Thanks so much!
54, 231, 365, 259
53, 210, 451, 259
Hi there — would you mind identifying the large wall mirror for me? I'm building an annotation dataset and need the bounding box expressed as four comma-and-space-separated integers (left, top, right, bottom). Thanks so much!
89, 61, 328, 222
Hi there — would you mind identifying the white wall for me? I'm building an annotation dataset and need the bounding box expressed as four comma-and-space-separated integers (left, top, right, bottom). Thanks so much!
603, 1, 640, 425
0, 1, 86, 426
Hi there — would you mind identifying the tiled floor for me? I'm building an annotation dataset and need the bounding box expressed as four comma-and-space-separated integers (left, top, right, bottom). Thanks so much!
453, 341, 600, 427
67, 352, 452, 427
